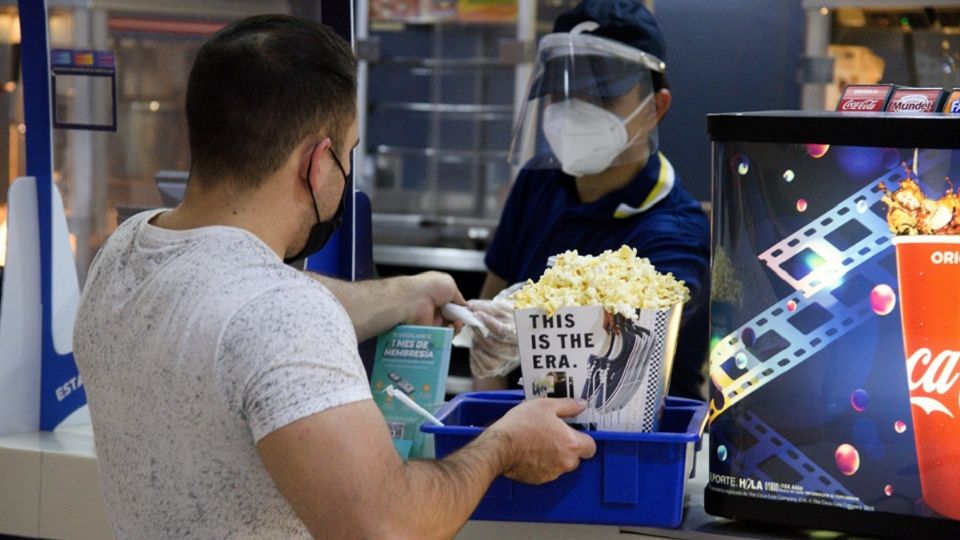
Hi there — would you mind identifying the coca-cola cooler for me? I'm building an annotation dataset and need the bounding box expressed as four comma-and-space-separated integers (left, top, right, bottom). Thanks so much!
706, 111, 960, 539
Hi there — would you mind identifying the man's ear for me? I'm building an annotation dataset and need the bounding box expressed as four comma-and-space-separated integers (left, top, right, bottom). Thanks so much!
654, 88, 671, 123
301, 138, 333, 189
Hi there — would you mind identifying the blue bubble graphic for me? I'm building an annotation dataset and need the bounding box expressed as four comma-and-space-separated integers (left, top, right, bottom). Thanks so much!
881, 148, 902, 170
851, 389, 870, 412
740, 327, 756, 348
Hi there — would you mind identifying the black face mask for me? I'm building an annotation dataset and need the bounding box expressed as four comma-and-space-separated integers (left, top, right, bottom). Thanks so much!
284, 148, 348, 265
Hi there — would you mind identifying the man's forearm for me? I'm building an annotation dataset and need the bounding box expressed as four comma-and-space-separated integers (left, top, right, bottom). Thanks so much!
258, 399, 516, 540
379, 397, 587, 539
258, 397, 590, 540
308, 273, 410, 341
380, 429, 512, 539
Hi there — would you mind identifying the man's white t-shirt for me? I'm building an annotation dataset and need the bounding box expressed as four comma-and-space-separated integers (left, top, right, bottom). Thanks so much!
73, 210, 372, 539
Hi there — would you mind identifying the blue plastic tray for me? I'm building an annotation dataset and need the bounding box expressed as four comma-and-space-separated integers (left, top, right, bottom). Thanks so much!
422, 390, 707, 527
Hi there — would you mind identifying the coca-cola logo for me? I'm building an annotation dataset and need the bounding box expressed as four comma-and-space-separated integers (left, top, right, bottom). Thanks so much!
907, 347, 960, 417
841, 99, 879, 111
890, 94, 933, 112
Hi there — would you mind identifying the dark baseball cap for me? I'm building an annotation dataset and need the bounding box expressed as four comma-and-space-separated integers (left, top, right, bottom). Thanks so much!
553, 0, 666, 63
528, 0, 666, 100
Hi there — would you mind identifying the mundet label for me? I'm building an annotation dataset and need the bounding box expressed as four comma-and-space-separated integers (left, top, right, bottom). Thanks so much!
886, 88, 945, 113
836, 84, 892, 112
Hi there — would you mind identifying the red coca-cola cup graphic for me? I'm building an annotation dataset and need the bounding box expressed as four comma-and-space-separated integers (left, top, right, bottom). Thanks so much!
893, 235, 960, 520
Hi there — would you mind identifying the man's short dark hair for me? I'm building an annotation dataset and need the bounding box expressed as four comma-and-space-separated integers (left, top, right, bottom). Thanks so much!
186, 14, 357, 189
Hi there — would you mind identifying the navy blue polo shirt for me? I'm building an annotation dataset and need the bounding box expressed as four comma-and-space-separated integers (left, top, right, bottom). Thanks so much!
486, 152, 710, 400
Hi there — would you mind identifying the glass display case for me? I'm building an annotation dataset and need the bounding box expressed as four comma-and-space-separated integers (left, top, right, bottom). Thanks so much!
707, 110, 960, 539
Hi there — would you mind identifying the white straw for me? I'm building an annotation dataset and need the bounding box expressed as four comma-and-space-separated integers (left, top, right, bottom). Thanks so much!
441, 303, 490, 338
384, 385, 444, 426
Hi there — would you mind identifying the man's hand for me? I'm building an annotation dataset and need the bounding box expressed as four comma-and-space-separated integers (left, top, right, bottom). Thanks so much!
404, 271, 465, 327
484, 398, 597, 484
467, 299, 520, 378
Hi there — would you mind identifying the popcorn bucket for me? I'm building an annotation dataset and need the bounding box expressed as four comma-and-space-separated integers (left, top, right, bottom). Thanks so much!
515, 303, 683, 432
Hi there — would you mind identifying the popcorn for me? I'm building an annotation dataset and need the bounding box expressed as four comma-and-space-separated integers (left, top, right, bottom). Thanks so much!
712, 247, 742, 305
510, 246, 690, 319
879, 176, 960, 236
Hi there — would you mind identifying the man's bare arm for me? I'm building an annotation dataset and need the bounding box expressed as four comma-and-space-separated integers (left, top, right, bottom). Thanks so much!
257, 398, 594, 540
308, 271, 464, 341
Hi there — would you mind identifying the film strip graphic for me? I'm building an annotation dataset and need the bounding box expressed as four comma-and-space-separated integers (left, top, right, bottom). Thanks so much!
710, 257, 896, 420
710, 149, 949, 422
731, 410, 865, 508
758, 176, 895, 299
758, 149, 948, 298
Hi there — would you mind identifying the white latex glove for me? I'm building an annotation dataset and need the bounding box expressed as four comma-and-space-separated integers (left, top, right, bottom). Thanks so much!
466, 298, 520, 379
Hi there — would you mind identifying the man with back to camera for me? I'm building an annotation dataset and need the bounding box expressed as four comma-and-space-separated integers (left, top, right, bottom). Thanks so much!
469, 0, 711, 401
72, 15, 595, 540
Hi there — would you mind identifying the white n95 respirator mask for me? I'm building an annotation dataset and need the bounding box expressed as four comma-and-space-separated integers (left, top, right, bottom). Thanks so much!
542, 96, 652, 177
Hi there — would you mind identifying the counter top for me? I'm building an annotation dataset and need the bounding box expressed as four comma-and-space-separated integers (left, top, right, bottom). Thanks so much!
0, 427, 887, 540
0, 423, 112, 540
457, 433, 886, 540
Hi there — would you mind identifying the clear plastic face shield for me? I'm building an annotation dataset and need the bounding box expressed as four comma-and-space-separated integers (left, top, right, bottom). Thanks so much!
509, 31, 665, 177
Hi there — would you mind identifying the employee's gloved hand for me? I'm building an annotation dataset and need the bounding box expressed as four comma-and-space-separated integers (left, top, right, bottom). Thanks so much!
468, 298, 520, 379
